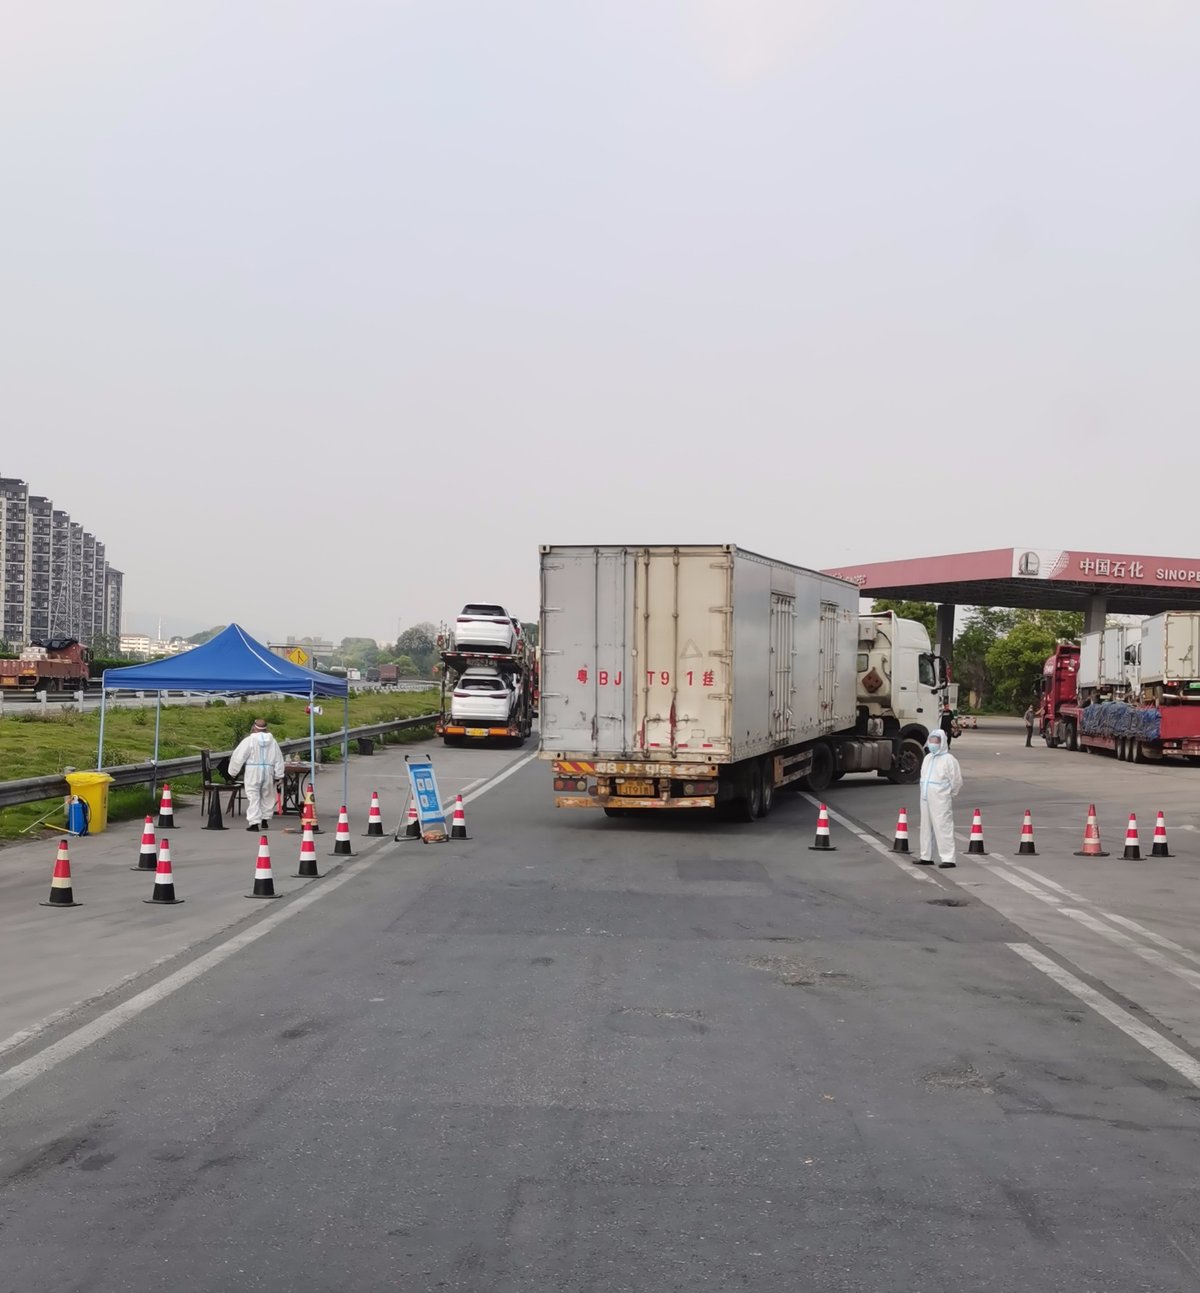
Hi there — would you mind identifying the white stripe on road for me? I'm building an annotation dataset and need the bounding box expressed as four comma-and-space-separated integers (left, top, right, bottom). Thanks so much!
1059, 909, 1200, 994
1008, 943, 1200, 1089
801, 794, 942, 886
0, 750, 539, 1106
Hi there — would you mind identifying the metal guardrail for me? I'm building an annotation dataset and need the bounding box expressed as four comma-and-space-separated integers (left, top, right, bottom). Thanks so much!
0, 713, 439, 811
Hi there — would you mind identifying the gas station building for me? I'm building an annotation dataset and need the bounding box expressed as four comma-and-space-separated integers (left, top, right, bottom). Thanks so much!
822, 547, 1200, 665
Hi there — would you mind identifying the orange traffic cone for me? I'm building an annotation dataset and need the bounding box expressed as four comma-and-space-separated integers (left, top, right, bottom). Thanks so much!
892, 807, 910, 853
295, 824, 323, 878
450, 794, 470, 840
247, 836, 281, 899
398, 801, 420, 842
808, 804, 836, 851
132, 815, 158, 871
967, 809, 987, 855
144, 838, 183, 904
365, 791, 384, 837
41, 839, 81, 908
1074, 804, 1109, 857
330, 805, 353, 856
301, 784, 320, 833
1017, 810, 1037, 856
1122, 813, 1142, 861
1152, 811, 1172, 858
157, 783, 175, 830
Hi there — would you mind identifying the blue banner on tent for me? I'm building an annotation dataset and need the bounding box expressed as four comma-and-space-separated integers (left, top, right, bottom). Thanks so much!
406, 759, 448, 837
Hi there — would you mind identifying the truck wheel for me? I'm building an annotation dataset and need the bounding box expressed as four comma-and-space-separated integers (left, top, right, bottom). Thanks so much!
885, 738, 923, 785
1132, 740, 1145, 764
1064, 724, 1078, 753
758, 758, 775, 818
736, 765, 764, 822
805, 743, 834, 793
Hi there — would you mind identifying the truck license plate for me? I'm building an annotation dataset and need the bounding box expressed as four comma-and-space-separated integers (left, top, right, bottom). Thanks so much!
466, 728, 487, 738
619, 780, 654, 796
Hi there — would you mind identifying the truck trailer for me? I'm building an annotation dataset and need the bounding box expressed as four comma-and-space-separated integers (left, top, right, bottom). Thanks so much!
435, 625, 536, 746
539, 545, 946, 819
0, 639, 91, 692
1040, 611, 1200, 761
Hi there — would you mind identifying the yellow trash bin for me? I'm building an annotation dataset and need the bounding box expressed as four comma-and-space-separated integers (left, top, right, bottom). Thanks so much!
64, 771, 115, 835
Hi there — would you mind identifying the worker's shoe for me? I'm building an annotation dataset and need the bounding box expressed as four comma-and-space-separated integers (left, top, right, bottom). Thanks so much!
246, 824, 257, 832
937, 861, 957, 869
914, 858, 935, 865
261, 820, 270, 831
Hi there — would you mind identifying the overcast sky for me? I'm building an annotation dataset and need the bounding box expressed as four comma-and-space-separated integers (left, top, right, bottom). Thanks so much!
3, 1, 1197, 644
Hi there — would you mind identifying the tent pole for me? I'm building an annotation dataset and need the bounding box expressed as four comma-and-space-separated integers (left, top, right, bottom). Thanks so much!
151, 693, 162, 802
97, 685, 107, 768
309, 685, 316, 800
342, 691, 349, 809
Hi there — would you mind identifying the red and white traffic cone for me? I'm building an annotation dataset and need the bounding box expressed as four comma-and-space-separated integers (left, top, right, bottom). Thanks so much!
365, 792, 384, 837
301, 785, 320, 833
295, 823, 323, 878
892, 807, 910, 853
330, 806, 353, 857
1122, 813, 1142, 861
1073, 804, 1109, 857
1017, 810, 1037, 856
132, 815, 158, 871
40, 839, 81, 908
450, 794, 470, 840
399, 801, 420, 842
157, 783, 175, 830
247, 836, 281, 899
808, 804, 836, 851
1152, 811, 1172, 858
967, 809, 987, 855
144, 838, 183, 905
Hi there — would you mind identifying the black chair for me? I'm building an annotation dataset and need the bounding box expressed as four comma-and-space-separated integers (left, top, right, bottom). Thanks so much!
201, 749, 244, 818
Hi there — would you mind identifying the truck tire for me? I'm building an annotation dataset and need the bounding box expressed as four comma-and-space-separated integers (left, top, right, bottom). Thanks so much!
1064, 723, 1078, 753
758, 758, 775, 818
804, 743, 834, 793
886, 738, 923, 785
736, 764, 764, 822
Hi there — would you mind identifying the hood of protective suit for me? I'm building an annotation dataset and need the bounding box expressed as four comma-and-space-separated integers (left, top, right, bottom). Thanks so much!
926, 730, 945, 752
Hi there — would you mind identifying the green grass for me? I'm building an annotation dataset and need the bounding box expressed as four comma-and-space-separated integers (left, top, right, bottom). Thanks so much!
0, 691, 439, 840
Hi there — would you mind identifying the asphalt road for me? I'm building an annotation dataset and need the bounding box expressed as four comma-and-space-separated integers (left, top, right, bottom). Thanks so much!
3, 737, 1200, 1290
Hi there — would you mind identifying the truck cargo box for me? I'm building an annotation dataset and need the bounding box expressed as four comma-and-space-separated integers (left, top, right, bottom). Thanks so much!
1140, 612, 1200, 686
1078, 632, 1102, 690
539, 545, 858, 764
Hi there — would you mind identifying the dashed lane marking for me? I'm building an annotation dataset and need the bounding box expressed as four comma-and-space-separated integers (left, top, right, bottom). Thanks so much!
801, 794, 942, 886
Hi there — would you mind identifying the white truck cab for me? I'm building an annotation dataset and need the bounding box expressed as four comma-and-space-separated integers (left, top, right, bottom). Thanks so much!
857, 612, 947, 779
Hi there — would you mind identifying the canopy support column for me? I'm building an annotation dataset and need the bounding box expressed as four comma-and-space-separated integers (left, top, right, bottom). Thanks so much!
309, 685, 317, 801
97, 686, 107, 768
342, 693, 349, 810
151, 693, 162, 802
1084, 595, 1107, 635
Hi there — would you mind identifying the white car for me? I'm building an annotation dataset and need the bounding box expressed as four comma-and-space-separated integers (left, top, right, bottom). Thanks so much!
450, 668, 517, 724
455, 603, 519, 654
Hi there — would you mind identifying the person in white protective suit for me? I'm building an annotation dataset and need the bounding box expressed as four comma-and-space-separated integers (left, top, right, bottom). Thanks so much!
228, 717, 286, 831
916, 727, 963, 869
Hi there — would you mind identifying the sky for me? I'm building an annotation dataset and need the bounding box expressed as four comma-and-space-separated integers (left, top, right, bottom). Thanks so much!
3, 1, 1198, 645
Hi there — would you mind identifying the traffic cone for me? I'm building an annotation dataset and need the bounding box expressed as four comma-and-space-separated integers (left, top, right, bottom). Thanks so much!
1122, 813, 1142, 861
398, 801, 420, 842
132, 815, 158, 871
808, 804, 836, 851
202, 784, 226, 830
365, 791, 384, 836
450, 794, 470, 840
1073, 804, 1109, 857
144, 838, 183, 904
295, 824, 323, 878
301, 784, 320, 833
330, 806, 353, 856
892, 807, 910, 853
157, 783, 175, 830
247, 836, 281, 899
1152, 811, 1173, 858
1017, 810, 1037, 856
40, 839, 81, 908
967, 809, 987, 855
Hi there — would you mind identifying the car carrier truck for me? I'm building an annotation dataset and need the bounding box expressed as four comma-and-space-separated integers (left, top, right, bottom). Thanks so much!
538, 545, 946, 819
1040, 611, 1200, 762
435, 625, 536, 746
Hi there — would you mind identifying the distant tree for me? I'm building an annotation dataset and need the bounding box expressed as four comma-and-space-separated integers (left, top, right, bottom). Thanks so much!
393, 654, 418, 676
869, 599, 937, 639
985, 619, 1061, 711
88, 632, 120, 657
521, 621, 539, 647
187, 625, 226, 645
339, 636, 380, 668
396, 622, 438, 676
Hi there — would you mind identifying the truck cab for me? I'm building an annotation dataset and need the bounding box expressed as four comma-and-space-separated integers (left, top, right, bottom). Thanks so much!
1039, 642, 1080, 747
856, 613, 947, 779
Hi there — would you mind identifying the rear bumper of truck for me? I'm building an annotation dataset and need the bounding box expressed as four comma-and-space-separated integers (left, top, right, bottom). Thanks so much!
555, 795, 716, 809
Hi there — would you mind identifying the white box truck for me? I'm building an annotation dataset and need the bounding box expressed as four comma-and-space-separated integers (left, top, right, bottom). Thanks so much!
540, 545, 936, 820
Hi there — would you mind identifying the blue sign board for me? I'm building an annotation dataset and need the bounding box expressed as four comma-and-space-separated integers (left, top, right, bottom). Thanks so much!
406, 760, 447, 834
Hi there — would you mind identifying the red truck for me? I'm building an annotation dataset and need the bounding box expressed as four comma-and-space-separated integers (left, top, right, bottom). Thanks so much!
0, 639, 91, 692
1040, 640, 1200, 762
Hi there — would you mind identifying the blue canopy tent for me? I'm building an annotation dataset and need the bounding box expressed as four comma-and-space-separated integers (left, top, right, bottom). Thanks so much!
99, 624, 351, 811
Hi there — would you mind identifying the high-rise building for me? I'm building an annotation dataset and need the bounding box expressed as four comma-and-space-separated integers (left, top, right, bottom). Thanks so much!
0, 474, 123, 647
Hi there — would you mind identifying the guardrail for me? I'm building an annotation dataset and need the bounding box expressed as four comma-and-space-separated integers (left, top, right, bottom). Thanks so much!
0, 713, 440, 811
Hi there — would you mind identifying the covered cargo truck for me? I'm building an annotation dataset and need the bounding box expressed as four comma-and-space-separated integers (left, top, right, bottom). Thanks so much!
539, 545, 910, 820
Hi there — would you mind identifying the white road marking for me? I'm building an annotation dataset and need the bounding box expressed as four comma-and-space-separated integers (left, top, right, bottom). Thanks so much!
801, 794, 941, 886
1008, 943, 1200, 1089
1059, 909, 1200, 993
0, 750, 539, 1106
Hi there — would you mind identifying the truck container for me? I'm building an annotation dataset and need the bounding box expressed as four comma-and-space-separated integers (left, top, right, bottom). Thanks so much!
0, 639, 91, 692
1139, 612, 1200, 693
377, 663, 399, 684
539, 545, 928, 820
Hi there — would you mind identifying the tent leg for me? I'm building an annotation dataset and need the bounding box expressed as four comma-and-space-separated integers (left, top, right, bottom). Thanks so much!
152, 693, 162, 802
97, 686, 107, 769
309, 686, 316, 798
342, 693, 349, 809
